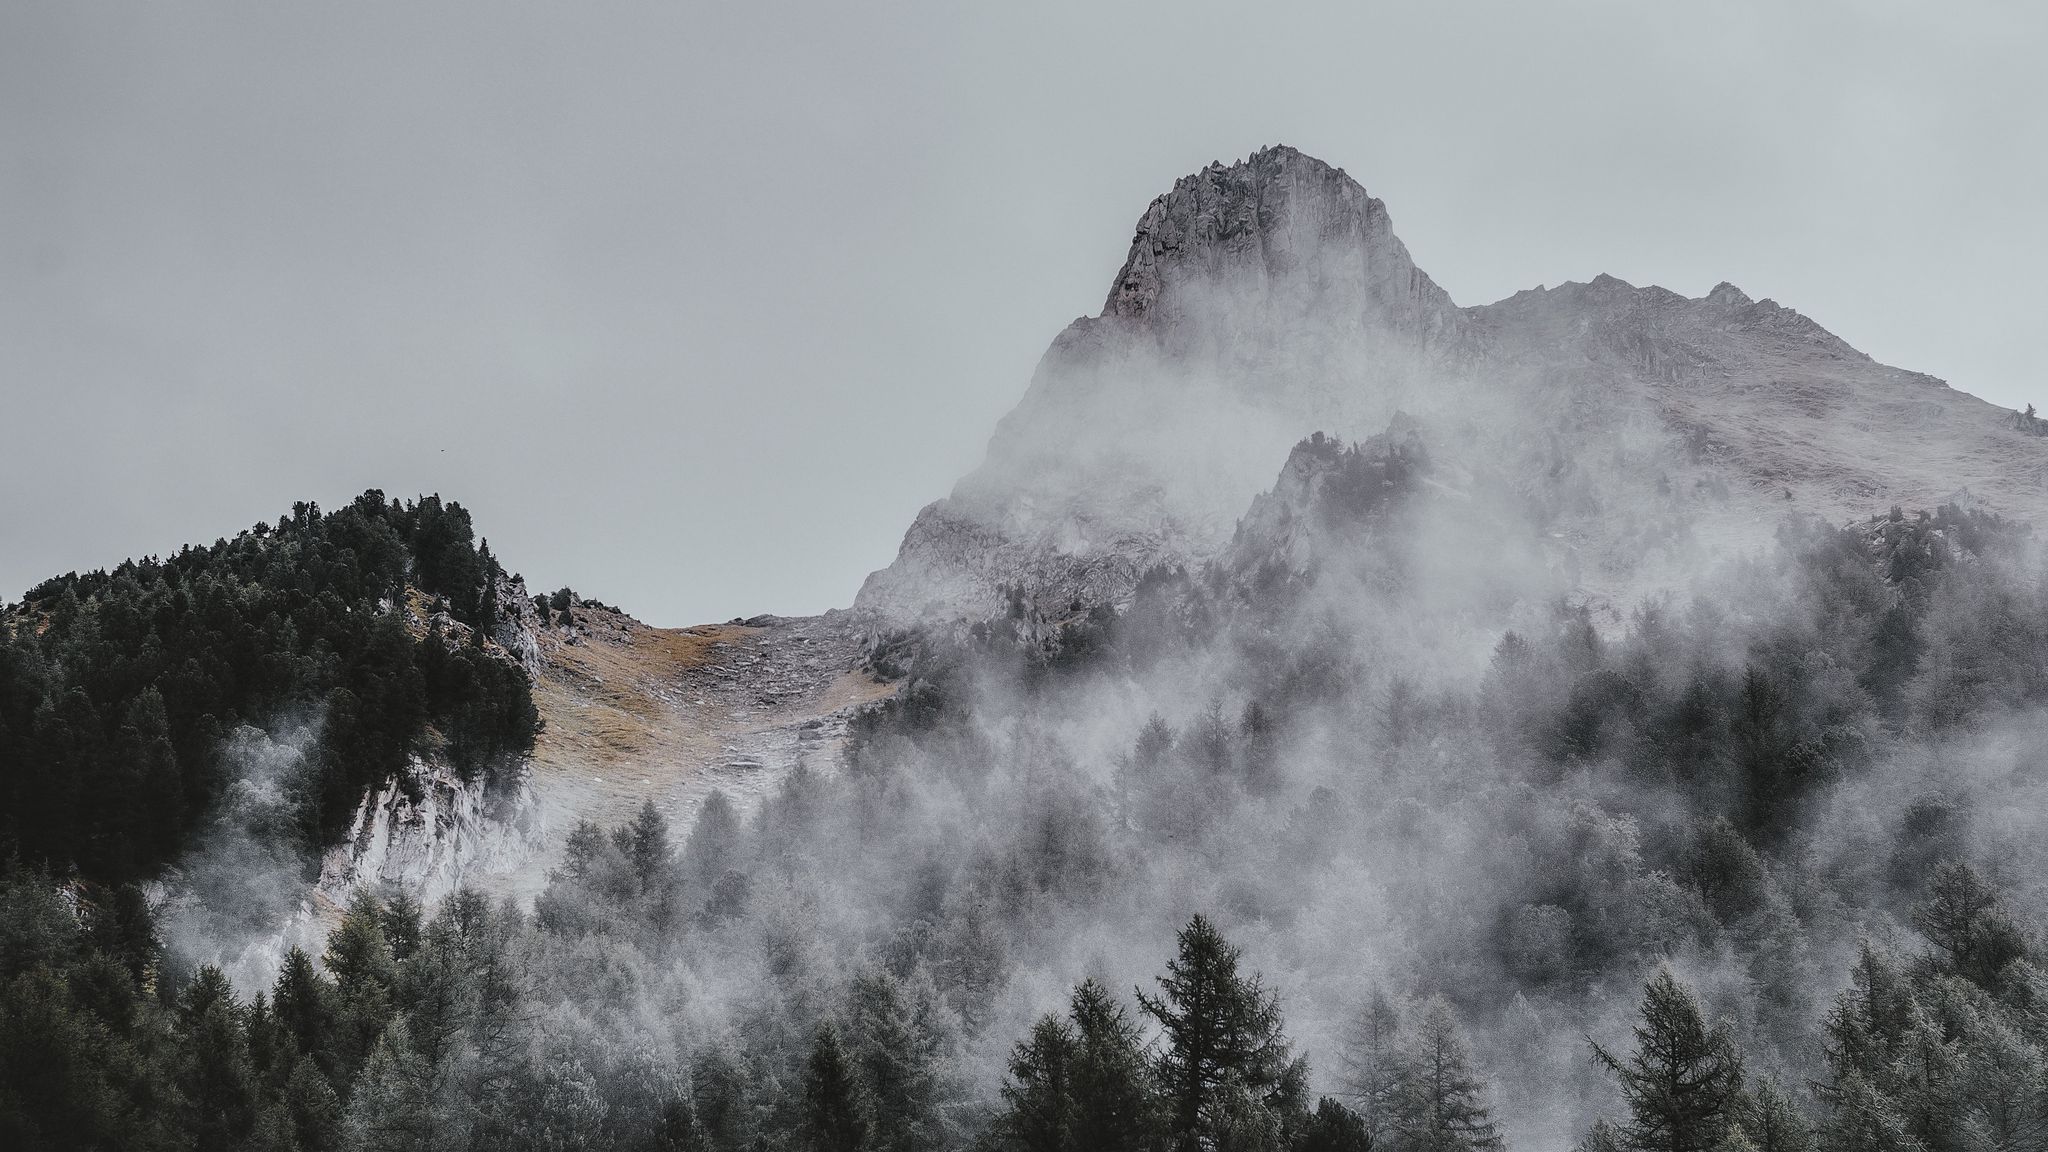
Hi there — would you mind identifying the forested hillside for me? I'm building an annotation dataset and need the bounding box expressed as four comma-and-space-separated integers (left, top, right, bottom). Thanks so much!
0, 491, 539, 884
7, 430, 2048, 1150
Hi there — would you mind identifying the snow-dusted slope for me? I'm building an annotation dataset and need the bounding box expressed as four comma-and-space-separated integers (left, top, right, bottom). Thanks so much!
856, 145, 2047, 628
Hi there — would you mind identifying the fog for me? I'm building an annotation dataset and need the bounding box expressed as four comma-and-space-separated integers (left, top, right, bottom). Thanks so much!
132, 244, 2048, 1149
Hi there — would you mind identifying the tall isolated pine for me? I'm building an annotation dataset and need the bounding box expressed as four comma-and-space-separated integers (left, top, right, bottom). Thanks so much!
1591, 968, 1745, 1152
1138, 915, 1297, 1151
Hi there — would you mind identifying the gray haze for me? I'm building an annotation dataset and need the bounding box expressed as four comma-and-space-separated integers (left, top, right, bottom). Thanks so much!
4, 0, 2044, 626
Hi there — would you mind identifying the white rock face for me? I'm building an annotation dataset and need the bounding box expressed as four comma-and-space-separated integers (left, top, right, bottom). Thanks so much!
316, 754, 547, 908
857, 144, 2048, 630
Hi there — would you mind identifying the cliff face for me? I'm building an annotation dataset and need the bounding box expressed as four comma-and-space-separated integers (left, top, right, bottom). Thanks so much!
858, 145, 2048, 630
316, 754, 545, 908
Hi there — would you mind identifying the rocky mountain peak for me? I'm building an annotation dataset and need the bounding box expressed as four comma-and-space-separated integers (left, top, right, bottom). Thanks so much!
1100, 144, 1462, 348
857, 145, 2048, 633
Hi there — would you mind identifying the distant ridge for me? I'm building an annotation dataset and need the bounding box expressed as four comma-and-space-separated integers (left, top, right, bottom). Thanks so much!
856, 145, 2048, 628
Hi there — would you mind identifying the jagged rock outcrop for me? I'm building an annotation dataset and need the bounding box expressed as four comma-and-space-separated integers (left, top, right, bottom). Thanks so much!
858, 146, 1468, 628
858, 145, 2048, 631
1214, 423, 1430, 588
316, 753, 546, 907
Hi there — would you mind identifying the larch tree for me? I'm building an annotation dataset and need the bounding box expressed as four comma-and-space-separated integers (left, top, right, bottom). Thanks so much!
1392, 996, 1503, 1152
1138, 915, 1294, 1152
1591, 968, 1745, 1152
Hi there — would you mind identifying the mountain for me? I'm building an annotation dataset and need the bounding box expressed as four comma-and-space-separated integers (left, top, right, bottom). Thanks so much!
858, 145, 2048, 629
15, 144, 2048, 1152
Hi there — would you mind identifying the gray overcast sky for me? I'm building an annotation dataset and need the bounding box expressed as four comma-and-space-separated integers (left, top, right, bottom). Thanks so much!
4, 1, 2043, 625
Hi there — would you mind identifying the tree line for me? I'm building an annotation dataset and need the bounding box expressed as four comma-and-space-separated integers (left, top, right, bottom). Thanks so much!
0, 491, 540, 885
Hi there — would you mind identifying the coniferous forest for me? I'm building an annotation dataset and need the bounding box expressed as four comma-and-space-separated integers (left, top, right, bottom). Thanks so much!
8, 469, 2048, 1151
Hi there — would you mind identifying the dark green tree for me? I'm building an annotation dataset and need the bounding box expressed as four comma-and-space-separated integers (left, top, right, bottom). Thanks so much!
1138, 915, 1294, 1152
271, 947, 337, 1082
1591, 968, 1745, 1152
998, 1015, 1079, 1152
1913, 862, 2027, 993
1068, 980, 1160, 1152
323, 890, 395, 1079
177, 966, 258, 1148
1298, 1098, 1371, 1152
1733, 1080, 1812, 1152
845, 970, 942, 1152
803, 1024, 871, 1152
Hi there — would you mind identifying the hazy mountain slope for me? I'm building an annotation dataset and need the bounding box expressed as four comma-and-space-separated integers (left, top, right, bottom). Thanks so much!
857, 145, 2048, 628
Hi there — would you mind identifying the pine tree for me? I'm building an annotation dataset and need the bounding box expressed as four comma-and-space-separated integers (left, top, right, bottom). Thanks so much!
324, 889, 395, 1079
654, 1095, 710, 1152
178, 966, 258, 1148
1337, 987, 1403, 1145
281, 1053, 344, 1152
1068, 980, 1161, 1152
1591, 968, 1745, 1152
1579, 1119, 1626, 1152
1958, 1010, 2048, 1152
682, 791, 743, 892
630, 798, 673, 891
1392, 997, 1503, 1152
1821, 943, 1915, 1094
1298, 1098, 1371, 1152
1914, 862, 2027, 993
1891, 1008, 1966, 1152
344, 1018, 438, 1152
690, 1047, 755, 1152
272, 946, 338, 1081
803, 1024, 871, 1152
380, 892, 423, 963
1734, 1080, 1812, 1152
1818, 1071, 1924, 1152
999, 1015, 1079, 1152
1139, 915, 1294, 1152
845, 969, 942, 1152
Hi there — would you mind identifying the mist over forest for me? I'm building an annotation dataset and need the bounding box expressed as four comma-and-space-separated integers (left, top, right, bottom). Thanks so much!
9, 145, 2048, 1152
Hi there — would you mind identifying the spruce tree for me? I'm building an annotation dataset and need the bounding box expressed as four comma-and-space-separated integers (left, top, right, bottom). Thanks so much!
324, 889, 395, 1079
803, 1024, 871, 1152
1068, 980, 1161, 1152
1734, 1080, 1812, 1152
380, 891, 423, 963
344, 1018, 438, 1152
1298, 1098, 1371, 1152
845, 969, 942, 1152
177, 966, 258, 1149
1591, 968, 1744, 1152
999, 1015, 1079, 1152
1957, 1011, 2047, 1152
1138, 915, 1293, 1152
1817, 1071, 1924, 1152
1392, 997, 1503, 1152
1890, 1009, 1965, 1152
1913, 862, 2027, 993
272, 946, 338, 1081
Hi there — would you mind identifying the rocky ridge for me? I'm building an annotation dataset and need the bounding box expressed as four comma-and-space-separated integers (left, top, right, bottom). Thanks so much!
857, 145, 2048, 632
